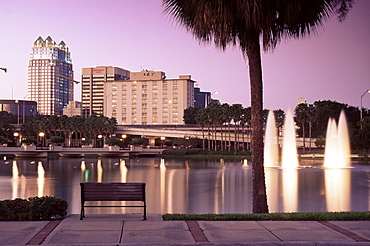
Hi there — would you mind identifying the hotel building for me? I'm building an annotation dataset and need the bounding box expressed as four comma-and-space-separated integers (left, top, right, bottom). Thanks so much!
104, 70, 195, 125
81, 66, 130, 116
28, 36, 74, 115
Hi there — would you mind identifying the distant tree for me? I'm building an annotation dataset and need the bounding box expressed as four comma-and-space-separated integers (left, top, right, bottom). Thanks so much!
195, 108, 208, 150
183, 107, 200, 124
295, 103, 309, 151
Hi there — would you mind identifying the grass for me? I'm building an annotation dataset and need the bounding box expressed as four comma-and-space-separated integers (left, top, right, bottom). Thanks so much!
163, 211, 370, 221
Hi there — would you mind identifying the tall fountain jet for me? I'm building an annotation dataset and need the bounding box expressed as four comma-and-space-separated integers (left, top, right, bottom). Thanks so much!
264, 110, 279, 167
281, 110, 299, 168
324, 110, 350, 168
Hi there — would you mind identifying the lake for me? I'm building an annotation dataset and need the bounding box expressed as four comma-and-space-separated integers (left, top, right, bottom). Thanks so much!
0, 157, 369, 215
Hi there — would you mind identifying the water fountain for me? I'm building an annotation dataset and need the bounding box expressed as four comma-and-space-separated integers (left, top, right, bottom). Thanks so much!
264, 108, 350, 169
324, 110, 350, 168
264, 110, 279, 167
281, 110, 299, 168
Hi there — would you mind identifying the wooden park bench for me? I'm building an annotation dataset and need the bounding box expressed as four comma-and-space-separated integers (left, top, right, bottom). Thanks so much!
80, 182, 146, 220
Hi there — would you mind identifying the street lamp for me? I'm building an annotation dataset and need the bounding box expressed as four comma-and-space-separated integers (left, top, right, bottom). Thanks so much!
15, 100, 20, 125
360, 89, 370, 130
39, 132, 45, 147
13, 132, 19, 146
160, 136, 165, 147
98, 134, 103, 148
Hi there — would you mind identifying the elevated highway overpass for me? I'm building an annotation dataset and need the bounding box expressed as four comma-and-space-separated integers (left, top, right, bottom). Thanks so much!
115, 125, 251, 146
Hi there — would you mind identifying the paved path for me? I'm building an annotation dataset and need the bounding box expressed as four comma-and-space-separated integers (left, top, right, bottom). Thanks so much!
0, 214, 369, 245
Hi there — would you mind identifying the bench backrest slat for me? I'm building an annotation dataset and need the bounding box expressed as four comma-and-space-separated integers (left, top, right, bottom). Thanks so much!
81, 182, 145, 202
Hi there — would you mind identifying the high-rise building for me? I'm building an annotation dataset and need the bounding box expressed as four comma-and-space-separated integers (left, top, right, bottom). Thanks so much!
28, 36, 74, 115
104, 70, 195, 125
81, 66, 130, 116
194, 87, 211, 108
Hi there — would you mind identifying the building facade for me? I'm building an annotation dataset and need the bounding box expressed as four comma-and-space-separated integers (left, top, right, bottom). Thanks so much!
81, 66, 130, 116
194, 87, 211, 108
63, 101, 82, 117
0, 100, 37, 123
104, 70, 195, 125
28, 36, 74, 115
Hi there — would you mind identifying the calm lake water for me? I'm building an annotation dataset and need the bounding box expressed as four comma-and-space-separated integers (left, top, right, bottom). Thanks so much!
0, 157, 369, 215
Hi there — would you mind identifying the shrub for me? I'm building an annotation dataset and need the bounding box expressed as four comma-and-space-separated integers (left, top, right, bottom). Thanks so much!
50, 136, 65, 144
21, 136, 37, 144
0, 196, 68, 221
29, 196, 68, 220
0, 198, 30, 221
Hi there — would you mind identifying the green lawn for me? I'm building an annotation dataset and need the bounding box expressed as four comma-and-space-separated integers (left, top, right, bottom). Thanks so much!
163, 211, 370, 221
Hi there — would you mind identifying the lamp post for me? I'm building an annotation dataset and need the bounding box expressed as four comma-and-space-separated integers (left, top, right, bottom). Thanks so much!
160, 136, 165, 147
39, 132, 45, 147
13, 132, 19, 147
15, 100, 20, 125
98, 134, 103, 148
360, 89, 370, 130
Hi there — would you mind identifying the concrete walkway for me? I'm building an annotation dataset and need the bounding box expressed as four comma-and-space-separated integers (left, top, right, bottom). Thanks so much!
0, 214, 369, 246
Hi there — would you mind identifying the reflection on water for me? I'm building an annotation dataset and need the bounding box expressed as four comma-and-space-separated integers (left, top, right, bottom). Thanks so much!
12, 161, 18, 199
283, 168, 298, 212
0, 158, 369, 214
325, 169, 350, 211
37, 161, 45, 197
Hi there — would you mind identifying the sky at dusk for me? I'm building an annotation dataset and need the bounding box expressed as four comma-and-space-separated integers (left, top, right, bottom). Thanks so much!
0, 0, 369, 112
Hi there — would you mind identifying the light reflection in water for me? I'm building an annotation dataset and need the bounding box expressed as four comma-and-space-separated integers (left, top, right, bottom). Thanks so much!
120, 159, 127, 183
265, 168, 279, 212
97, 160, 103, 183
283, 168, 297, 212
325, 168, 350, 211
37, 161, 45, 197
120, 159, 128, 213
159, 158, 166, 213
12, 161, 19, 199
0, 158, 368, 214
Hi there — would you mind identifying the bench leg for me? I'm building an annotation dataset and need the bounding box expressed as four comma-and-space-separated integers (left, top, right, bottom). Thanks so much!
80, 206, 85, 220
143, 206, 147, 220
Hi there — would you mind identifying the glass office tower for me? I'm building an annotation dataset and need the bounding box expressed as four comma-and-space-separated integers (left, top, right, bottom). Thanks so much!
28, 36, 74, 115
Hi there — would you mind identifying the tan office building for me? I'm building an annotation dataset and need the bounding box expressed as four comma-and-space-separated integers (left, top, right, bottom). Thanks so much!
104, 70, 195, 125
81, 66, 130, 116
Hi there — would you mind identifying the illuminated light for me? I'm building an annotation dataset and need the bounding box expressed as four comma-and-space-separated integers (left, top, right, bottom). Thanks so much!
264, 110, 279, 167
281, 110, 299, 168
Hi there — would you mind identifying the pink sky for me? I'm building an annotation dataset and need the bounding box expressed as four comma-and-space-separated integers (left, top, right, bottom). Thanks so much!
0, 0, 369, 112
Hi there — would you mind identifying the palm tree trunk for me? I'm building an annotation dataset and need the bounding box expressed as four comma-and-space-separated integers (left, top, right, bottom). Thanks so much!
302, 122, 306, 152
242, 124, 245, 151
246, 32, 269, 214
228, 123, 231, 152
201, 125, 205, 151
308, 121, 312, 152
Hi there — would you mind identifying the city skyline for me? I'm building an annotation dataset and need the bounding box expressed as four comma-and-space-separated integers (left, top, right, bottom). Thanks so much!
0, 0, 369, 112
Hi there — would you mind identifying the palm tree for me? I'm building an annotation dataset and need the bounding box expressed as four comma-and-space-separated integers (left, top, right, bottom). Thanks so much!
274, 109, 285, 150
163, 0, 353, 213
306, 104, 315, 152
295, 103, 308, 151
195, 108, 208, 150
220, 103, 231, 150
231, 104, 243, 152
